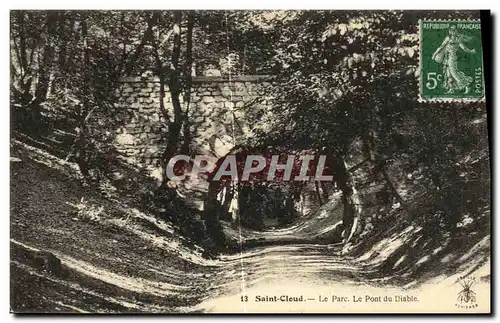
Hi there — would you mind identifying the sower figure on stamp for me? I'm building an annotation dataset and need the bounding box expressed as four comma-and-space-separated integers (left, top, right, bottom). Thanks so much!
432, 25, 476, 94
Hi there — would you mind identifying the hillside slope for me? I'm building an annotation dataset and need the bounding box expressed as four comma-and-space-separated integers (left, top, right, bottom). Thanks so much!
10, 139, 490, 313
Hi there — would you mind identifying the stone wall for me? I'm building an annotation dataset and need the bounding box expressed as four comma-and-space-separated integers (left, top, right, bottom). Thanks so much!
113, 75, 273, 169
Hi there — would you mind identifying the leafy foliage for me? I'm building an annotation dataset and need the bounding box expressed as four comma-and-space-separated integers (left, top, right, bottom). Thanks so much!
10, 10, 490, 254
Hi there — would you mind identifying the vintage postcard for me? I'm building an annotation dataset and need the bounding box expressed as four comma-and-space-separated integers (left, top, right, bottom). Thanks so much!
10, 10, 491, 314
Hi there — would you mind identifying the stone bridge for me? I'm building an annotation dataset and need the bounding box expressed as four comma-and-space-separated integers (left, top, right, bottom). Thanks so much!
113, 74, 273, 169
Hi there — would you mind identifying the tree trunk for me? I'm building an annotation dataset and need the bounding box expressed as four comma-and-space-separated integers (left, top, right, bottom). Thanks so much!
315, 181, 324, 205
325, 148, 361, 243
74, 14, 91, 182
149, 12, 183, 187
380, 165, 404, 205
181, 12, 195, 154
57, 12, 67, 77
363, 133, 404, 205
320, 181, 330, 201
155, 11, 183, 187
158, 11, 184, 186
203, 179, 227, 250
17, 12, 28, 77
124, 13, 156, 75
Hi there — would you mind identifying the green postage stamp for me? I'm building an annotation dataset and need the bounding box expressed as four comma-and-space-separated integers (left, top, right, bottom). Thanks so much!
419, 20, 485, 102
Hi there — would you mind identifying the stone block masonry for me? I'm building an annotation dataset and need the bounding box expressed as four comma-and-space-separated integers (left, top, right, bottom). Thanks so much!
114, 75, 273, 169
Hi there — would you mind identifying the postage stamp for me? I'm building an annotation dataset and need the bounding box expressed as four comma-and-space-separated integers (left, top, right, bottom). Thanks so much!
419, 20, 485, 102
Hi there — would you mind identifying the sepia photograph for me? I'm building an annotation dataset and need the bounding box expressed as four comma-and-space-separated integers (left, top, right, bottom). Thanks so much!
9, 9, 491, 313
